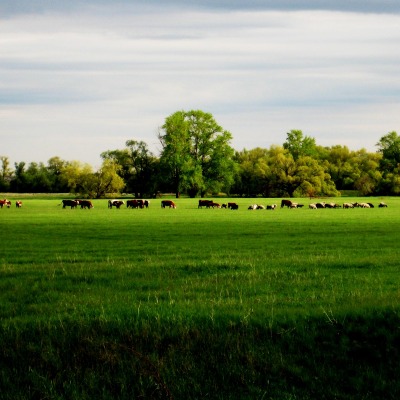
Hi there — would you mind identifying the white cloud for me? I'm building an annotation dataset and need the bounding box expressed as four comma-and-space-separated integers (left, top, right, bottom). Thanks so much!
1, 5, 399, 167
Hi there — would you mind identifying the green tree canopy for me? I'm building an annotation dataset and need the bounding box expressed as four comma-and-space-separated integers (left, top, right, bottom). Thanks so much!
283, 129, 317, 160
158, 110, 237, 198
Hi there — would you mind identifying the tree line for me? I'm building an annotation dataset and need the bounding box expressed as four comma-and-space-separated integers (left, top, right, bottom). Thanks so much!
1, 110, 399, 198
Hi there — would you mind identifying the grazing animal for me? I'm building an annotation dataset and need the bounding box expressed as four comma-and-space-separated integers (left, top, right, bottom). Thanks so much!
221, 204, 227, 208
230, 203, 239, 210
127, 199, 140, 208
0, 199, 11, 208
198, 199, 213, 208
309, 203, 317, 209
108, 200, 124, 209
61, 199, 80, 209
80, 200, 94, 209
358, 202, 370, 208
266, 204, 277, 210
210, 202, 221, 208
378, 202, 388, 208
290, 203, 298, 208
161, 200, 176, 209
257, 205, 265, 209
15, 200, 23, 208
367, 203, 374, 208
343, 203, 354, 209
315, 202, 325, 208
248, 204, 257, 210
281, 199, 293, 208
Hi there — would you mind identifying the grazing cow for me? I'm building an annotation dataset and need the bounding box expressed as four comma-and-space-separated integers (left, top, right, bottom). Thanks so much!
161, 200, 176, 208
281, 199, 293, 208
378, 202, 388, 208
266, 204, 277, 210
257, 205, 265, 209
108, 200, 124, 209
248, 204, 257, 210
290, 203, 298, 208
325, 203, 341, 208
15, 200, 23, 208
221, 204, 227, 208
315, 202, 325, 208
198, 199, 213, 208
210, 202, 221, 208
358, 202, 370, 208
367, 203, 374, 208
61, 199, 80, 209
0, 199, 11, 208
343, 202, 354, 209
80, 200, 94, 209
309, 203, 317, 209
127, 199, 139, 209
230, 203, 239, 210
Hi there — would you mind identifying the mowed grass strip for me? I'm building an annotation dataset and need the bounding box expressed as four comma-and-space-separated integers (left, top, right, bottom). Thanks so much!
1, 197, 400, 399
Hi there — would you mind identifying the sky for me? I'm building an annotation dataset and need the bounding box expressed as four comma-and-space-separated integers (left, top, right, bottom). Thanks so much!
1, 0, 400, 169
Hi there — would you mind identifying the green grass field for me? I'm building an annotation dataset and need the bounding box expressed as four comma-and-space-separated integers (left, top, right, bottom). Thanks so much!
1, 196, 399, 399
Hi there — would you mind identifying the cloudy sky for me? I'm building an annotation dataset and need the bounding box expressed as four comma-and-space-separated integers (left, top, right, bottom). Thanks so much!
1, 1, 399, 168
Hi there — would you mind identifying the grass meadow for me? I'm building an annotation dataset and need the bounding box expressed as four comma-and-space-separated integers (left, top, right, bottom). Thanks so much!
1, 196, 400, 399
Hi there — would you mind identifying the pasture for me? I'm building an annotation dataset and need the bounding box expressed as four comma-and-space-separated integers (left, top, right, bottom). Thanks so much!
1, 196, 400, 399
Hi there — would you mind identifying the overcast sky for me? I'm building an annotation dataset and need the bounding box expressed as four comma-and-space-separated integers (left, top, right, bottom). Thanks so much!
1, 1, 399, 168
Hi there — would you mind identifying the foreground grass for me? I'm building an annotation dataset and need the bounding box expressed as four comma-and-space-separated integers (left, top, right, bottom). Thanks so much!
1, 197, 400, 399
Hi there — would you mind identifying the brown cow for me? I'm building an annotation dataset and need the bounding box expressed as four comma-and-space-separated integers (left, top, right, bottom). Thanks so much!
15, 200, 23, 208
161, 200, 176, 208
127, 199, 140, 209
198, 199, 213, 208
80, 200, 94, 209
0, 199, 11, 208
280, 199, 292, 208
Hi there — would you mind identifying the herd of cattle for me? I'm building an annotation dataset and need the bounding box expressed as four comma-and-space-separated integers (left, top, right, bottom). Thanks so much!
0, 198, 389, 210
279, 199, 388, 209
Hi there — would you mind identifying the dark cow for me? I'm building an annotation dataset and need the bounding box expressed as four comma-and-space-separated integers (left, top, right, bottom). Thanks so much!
266, 204, 277, 210
281, 199, 293, 208
61, 199, 80, 209
315, 202, 326, 208
378, 202, 388, 208
0, 199, 11, 208
367, 203, 374, 208
127, 199, 140, 209
198, 199, 213, 208
108, 200, 124, 209
127, 199, 150, 209
230, 203, 239, 210
161, 200, 176, 208
15, 200, 23, 208
80, 200, 94, 209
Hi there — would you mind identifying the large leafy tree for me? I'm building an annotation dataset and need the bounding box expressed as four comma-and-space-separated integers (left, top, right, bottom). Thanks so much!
283, 129, 317, 160
102, 140, 157, 198
232, 148, 271, 197
60, 160, 124, 198
158, 110, 237, 198
376, 131, 400, 194
0, 156, 12, 191
268, 146, 338, 197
